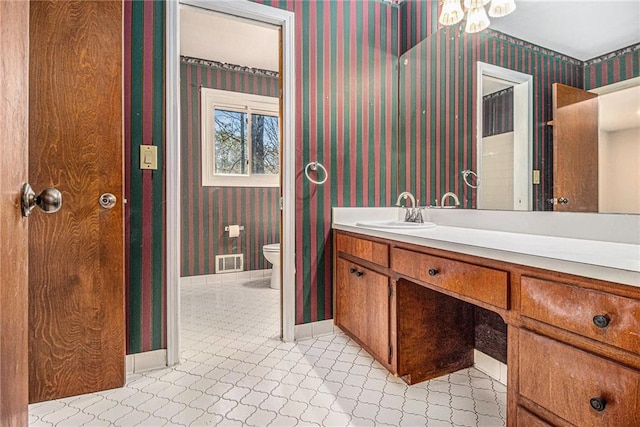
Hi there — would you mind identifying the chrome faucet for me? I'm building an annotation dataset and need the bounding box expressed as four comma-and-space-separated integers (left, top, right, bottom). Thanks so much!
395, 191, 416, 208
395, 192, 424, 222
441, 192, 460, 208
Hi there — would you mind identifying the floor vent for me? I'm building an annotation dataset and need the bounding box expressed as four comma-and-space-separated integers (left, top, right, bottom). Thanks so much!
215, 254, 244, 273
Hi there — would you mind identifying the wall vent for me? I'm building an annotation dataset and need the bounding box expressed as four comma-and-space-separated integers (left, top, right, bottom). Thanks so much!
215, 254, 244, 273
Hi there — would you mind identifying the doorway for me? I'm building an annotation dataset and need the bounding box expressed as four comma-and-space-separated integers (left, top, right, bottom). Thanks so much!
165, 0, 296, 366
476, 62, 533, 211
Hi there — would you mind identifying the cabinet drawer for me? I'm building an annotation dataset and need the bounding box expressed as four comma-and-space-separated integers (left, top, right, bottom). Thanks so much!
516, 407, 553, 427
521, 276, 640, 354
391, 247, 508, 309
519, 330, 640, 427
336, 233, 389, 267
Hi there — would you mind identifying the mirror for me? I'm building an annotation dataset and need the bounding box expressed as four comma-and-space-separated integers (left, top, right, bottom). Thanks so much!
398, 6, 640, 213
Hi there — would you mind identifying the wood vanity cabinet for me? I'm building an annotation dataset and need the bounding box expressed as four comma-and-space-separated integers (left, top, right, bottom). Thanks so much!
333, 229, 640, 426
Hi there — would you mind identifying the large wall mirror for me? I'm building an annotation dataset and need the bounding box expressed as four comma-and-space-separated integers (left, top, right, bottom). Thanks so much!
398, 1, 640, 214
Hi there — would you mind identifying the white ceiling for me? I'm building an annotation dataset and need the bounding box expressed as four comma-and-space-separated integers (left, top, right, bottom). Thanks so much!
489, 1, 640, 61
180, 5, 279, 71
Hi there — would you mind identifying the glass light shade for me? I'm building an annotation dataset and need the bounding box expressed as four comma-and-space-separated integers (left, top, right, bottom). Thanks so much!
439, 0, 464, 26
464, 0, 490, 8
488, 0, 516, 18
465, 6, 490, 33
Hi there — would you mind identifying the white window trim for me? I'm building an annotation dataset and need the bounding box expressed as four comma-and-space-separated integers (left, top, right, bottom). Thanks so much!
201, 88, 280, 187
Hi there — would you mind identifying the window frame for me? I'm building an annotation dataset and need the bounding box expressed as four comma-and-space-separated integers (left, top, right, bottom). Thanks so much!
201, 88, 280, 187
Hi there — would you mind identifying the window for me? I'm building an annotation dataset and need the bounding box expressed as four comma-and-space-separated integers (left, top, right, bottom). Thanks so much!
201, 88, 280, 187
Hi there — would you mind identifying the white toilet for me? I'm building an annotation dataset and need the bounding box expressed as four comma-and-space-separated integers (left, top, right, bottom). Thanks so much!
262, 243, 281, 290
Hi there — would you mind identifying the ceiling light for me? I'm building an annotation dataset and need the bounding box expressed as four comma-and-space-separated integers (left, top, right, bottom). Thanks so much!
465, 6, 490, 34
439, 0, 516, 34
439, 0, 465, 26
488, 0, 516, 18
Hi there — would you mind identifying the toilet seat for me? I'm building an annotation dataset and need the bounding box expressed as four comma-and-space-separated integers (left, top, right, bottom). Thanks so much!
263, 243, 280, 252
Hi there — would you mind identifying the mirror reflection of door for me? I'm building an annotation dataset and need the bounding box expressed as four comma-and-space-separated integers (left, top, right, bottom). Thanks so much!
477, 63, 532, 211
551, 83, 599, 212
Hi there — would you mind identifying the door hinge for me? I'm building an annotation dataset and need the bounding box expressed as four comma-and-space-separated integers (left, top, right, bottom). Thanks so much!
279, 196, 284, 211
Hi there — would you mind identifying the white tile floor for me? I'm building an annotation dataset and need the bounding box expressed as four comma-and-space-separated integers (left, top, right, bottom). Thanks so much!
29, 277, 507, 426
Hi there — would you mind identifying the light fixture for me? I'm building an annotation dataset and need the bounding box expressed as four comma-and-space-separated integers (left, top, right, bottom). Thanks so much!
439, 0, 464, 26
439, 0, 516, 34
465, 6, 490, 33
489, 0, 516, 17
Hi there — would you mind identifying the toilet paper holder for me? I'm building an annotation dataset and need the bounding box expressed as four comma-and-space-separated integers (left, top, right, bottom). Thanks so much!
224, 226, 245, 232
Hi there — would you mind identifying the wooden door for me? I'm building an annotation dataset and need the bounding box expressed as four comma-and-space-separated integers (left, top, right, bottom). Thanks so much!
0, 1, 30, 424
552, 83, 599, 212
28, 1, 125, 403
361, 270, 390, 364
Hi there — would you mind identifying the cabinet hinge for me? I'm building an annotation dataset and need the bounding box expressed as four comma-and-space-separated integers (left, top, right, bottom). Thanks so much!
389, 345, 393, 359
388, 283, 392, 297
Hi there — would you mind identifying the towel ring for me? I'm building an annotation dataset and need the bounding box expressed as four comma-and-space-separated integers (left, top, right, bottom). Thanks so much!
462, 170, 480, 189
305, 161, 328, 185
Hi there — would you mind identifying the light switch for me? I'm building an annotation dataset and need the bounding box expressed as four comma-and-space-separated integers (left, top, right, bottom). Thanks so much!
140, 145, 158, 170
532, 169, 540, 185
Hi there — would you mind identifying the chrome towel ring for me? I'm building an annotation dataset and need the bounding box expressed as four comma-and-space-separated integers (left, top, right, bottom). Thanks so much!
305, 161, 328, 185
462, 169, 480, 189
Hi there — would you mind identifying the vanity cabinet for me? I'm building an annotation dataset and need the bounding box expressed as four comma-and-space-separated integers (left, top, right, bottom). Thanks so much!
333, 228, 640, 426
517, 276, 640, 426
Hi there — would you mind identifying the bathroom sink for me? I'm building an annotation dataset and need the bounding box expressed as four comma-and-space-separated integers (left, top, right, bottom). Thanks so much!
355, 220, 436, 230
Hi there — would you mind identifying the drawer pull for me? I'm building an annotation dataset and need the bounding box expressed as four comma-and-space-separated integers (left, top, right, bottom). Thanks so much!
589, 397, 607, 412
592, 315, 610, 328
428, 268, 438, 276
355, 271, 364, 277
349, 267, 357, 274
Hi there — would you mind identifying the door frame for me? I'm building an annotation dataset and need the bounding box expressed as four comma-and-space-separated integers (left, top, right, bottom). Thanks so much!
166, 0, 296, 365
476, 61, 533, 211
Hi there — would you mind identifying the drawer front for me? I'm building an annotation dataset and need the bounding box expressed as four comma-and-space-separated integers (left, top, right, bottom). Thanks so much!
336, 233, 389, 267
516, 407, 553, 427
391, 247, 508, 309
521, 276, 640, 354
519, 330, 640, 427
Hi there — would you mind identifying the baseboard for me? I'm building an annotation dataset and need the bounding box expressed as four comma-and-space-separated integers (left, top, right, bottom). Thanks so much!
294, 319, 336, 341
474, 349, 507, 385
126, 349, 168, 374
181, 269, 272, 285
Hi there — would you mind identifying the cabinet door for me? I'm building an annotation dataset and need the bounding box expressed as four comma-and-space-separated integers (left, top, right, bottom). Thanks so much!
360, 267, 390, 364
335, 257, 389, 365
335, 258, 364, 340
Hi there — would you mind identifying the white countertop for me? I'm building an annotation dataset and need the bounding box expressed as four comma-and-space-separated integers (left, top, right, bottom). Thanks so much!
333, 208, 640, 288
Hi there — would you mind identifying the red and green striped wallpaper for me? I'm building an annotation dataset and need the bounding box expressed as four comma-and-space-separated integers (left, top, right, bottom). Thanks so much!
180, 59, 280, 277
398, 27, 585, 211
123, 0, 640, 353
584, 45, 640, 90
255, 0, 400, 324
124, 0, 166, 354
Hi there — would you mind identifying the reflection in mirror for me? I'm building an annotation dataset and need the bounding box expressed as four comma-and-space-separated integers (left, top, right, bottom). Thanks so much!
398, 22, 640, 213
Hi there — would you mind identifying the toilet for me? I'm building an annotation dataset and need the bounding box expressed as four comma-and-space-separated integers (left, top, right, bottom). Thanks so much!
262, 243, 281, 289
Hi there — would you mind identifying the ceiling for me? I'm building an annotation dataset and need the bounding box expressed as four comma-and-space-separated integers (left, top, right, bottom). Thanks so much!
180, 5, 279, 71
489, 1, 640, 61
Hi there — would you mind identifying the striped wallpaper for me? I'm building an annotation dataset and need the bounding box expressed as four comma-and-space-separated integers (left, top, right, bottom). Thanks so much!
124, 0, 166, 354
398, 27, 585, 211
255, 0, 400, 324
584, 44, 640, 90
122, 0, 640, 353
180, 59, 280, 276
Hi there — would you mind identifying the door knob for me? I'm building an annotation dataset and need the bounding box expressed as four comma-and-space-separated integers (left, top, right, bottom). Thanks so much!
99, 193, 117, 209
21, 183, 62, 217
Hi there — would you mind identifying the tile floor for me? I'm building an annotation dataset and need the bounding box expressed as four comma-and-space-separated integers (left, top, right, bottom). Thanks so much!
29, 277, 507, 426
